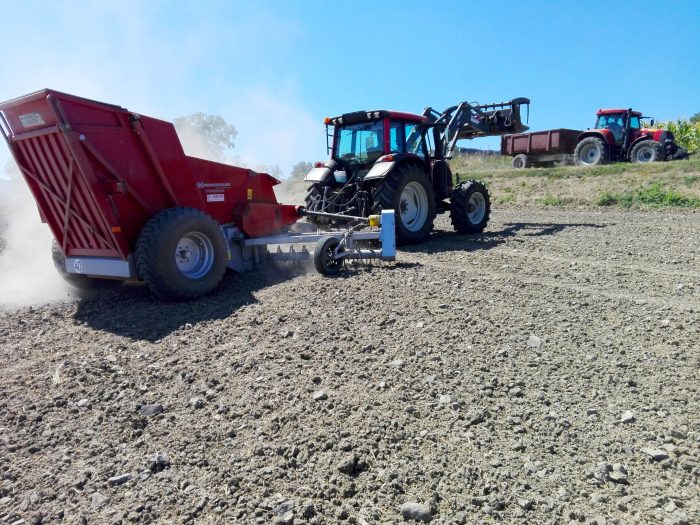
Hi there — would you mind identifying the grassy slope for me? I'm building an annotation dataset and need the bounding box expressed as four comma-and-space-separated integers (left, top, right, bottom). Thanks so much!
449, 155, 700, 208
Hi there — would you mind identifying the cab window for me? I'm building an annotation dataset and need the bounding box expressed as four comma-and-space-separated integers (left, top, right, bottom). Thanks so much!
389, 121, 404, 153
405, 123, 424, 156
629, 116, 640, 129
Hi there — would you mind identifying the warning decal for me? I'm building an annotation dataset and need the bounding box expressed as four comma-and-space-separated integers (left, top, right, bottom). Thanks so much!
206, 193, 225, 202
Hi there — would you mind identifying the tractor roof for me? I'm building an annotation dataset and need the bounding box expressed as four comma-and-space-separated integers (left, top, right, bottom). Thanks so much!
596, 108, 642, 116
328, 110, 427, 126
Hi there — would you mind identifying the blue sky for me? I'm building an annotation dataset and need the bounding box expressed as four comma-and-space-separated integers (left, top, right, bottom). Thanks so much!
1, 0, 698, 177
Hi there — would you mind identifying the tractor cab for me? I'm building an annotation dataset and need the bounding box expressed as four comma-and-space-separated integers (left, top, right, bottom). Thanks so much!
594, 109, 643, 144
327, 111, 431, 177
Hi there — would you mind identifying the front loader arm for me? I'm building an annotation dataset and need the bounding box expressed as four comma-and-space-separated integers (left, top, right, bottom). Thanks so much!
424, 97, 530, 158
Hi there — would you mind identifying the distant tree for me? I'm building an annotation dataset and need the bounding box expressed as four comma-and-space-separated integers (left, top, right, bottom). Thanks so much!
173, 113, 237, 160
254, 164, 283, 179
289, 161, 313, 182
690, 112, 700, 124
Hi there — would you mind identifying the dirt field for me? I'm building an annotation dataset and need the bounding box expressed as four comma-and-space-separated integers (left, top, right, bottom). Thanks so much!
1, 207, 698, 525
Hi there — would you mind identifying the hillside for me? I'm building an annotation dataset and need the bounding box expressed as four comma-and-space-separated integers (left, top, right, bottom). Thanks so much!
450, 156, 700, 208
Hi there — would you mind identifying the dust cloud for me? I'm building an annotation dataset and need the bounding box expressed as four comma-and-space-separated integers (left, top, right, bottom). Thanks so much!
0, 167, 71, 307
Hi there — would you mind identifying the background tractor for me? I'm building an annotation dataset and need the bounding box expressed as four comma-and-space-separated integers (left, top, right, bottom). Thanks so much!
304, 98, 530, 244
502, 108, 689, 169
574, 108, 688, 166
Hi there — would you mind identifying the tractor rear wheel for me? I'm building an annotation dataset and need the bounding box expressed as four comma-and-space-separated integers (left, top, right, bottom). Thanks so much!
630, 140, 665, 163
135, 207, 227, 301
512, 154, 531, 169
450, 180, 490, 234
51, 241, 121, 289
313, 236, 344, 276
371, 164, 435, 245
304, 183, 330, 227
574, 137, 609, 166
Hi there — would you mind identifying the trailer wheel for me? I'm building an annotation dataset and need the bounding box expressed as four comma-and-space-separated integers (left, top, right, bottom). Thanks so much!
512, 154, 532, 169
313, 236, 344, 276
51, 241, 121, 290
450, 180, 491, 234
135, 208, 227, 301
371, 164, 435, 245
630, 140, 665, 163
574, 137, 609, 166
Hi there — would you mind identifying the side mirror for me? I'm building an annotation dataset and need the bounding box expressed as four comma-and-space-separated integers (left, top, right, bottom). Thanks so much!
650, 119, 655, 127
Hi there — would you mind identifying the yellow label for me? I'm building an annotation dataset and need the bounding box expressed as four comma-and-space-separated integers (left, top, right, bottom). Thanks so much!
247, 188, 253, 200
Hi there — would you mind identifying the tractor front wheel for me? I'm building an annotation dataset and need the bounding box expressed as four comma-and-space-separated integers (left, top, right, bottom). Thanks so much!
135, 207, 227, 301
371, 164, 436, 245
450, 180, 491, 234
574, 137, 609, 166
630, 140, 665, 163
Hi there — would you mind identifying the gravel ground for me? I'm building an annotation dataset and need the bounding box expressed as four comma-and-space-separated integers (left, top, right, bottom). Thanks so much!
0, 207, 698, 525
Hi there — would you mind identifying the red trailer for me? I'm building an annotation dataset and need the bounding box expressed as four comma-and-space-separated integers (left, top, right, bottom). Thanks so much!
501, 129, 582, 168
0, 90, 395, 299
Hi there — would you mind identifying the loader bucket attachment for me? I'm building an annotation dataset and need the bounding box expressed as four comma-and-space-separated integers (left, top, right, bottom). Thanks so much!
456, 97, 531, 140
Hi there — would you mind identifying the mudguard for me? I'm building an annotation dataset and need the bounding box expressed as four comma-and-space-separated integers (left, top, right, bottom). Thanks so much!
364, 161, 395, 180
304, 166, 332, 183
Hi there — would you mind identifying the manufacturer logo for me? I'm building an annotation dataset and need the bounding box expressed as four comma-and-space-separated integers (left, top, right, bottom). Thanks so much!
196, 182, 231, 189
73, 259, 83, 273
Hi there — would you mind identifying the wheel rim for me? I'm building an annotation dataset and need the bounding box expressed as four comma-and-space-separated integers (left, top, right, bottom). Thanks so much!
399, 181, 429, 232
175, 232, 215, 279
467, 191, 486, 224
635, 146, 653, 162
514, 158, 523, 169
580, 143, 600, 165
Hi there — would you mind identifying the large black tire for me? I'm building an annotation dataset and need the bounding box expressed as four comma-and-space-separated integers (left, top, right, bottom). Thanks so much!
371, 164, 436, 245
574, 137, 609, 166
51, 241, 121, 290
313, 236, 344, 276
304, 183, 329, 227
135, 208, 227, 301
630, 140, 665, 163
512, 154, 532, 169
450, 180, 491, 234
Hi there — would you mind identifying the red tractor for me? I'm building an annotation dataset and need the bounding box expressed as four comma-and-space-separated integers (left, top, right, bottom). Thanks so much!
574, 108, 688, 166
304, 98, 530, 244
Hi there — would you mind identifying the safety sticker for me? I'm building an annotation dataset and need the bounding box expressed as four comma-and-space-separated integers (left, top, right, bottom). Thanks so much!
207, 193, 225, 202
19, 112, 45, 128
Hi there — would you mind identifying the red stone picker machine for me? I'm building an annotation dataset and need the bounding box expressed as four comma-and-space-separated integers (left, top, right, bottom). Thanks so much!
0, 90, 396, 300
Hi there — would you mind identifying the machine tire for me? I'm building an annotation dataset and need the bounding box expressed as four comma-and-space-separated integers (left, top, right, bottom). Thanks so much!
51, 241, 121, 290
371, 164, 435, 245
574, 137, 609, 166
304, 183, 330, 227
450, 180, 491, 234
630, 140, 665, 163
313, 236, 344, 276
512, 154, 531, 169
135, 207, 227, 301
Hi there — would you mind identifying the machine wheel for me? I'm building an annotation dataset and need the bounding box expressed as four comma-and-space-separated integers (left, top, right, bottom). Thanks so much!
135, 207, 227, 301
512, 154, 532, 169
574, 137, 609, 166
51, 241, 120, 290
450, 180, 491, 234
371, 164, 436, 245
313, 236, 344, 276
630, 140, 665, 163
304, 183, 330, 227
